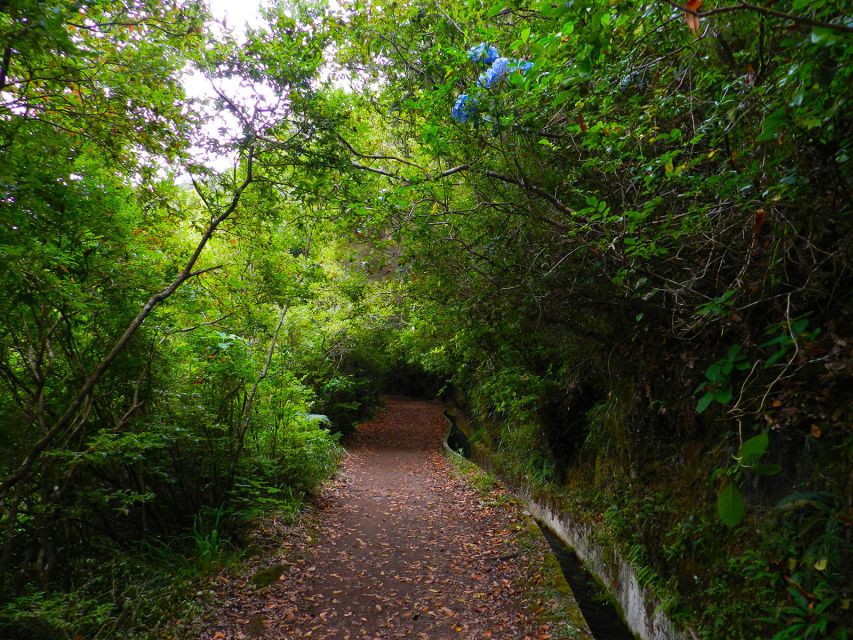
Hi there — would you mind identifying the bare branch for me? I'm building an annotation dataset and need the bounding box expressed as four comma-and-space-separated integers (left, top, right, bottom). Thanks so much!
337, 135, 424, 170
352, 161, 401, 179
187, 264, 223, 279
484, 170, 584, 224
0, 45, 12, 92
171, 314, 233, 334
428, 165, 470, 180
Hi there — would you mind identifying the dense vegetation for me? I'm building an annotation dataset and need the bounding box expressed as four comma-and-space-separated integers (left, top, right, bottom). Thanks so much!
0, 0, 850, 638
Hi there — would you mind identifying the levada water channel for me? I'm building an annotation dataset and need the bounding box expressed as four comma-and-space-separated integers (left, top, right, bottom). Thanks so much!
445, 412, 636, 640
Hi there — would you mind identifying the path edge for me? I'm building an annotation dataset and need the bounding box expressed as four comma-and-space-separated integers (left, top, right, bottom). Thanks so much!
440, 411, 595, 640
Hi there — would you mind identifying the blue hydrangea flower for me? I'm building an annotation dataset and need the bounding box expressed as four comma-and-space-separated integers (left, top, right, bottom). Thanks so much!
509, 59, 534, 74
467, 43, 499, 65
478, 57, 510, 88
451, 94, 477, 123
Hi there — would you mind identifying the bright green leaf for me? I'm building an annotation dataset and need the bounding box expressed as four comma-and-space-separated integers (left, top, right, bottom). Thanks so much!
717, 481, 745, 528
739, 432, 769, 464
697, 392, 714, 414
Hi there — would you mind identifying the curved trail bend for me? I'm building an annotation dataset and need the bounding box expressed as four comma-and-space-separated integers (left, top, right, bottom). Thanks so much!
203, 397, 576, 639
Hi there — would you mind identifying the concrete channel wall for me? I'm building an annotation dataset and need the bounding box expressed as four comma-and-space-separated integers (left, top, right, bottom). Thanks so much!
443, 409, 696, 640
518, 489, 694, 640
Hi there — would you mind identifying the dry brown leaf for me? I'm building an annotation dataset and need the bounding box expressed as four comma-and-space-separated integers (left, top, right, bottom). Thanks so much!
684, 0, 703, 36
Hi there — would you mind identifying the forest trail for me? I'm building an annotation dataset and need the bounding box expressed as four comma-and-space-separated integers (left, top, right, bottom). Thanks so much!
200, 397, 570, 639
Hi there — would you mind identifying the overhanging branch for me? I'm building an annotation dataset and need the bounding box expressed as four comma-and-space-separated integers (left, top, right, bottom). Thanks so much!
665, 0, 853, 34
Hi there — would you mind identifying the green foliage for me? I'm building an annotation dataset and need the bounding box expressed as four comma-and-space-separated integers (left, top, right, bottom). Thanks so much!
193, 506, 227, 565
760, 315, 821, 368
0, 591, 114, 640
695, 346, 752, 414
0, 545, 210, 640
712, 433, 781, 527
773, 574, 842, 640
767, 492, 851, 638
473, 367, 546, 423
253, 413, 343, 495
716, 481, 746, 529
1, 0, 851, 637
696, 290, 738, 318
497, 420, 558, 487
0, 0, 205, 165
0, 4, 357, 633
324, 0, 852, 633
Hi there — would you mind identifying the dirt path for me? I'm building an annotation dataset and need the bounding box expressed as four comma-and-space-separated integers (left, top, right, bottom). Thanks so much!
201, 398, 579, 639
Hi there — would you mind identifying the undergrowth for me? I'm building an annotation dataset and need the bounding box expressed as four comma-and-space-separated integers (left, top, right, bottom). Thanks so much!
463, 404, 852, 639
0, 489, 308, 640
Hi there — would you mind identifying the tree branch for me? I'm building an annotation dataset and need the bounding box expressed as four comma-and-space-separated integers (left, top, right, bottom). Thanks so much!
425, 165, 470, 180
187, 264, 223, 279
350, 159, 584, 229
337, 134, 424, 170
171, 314, 233, 334
484, 169, 585, 225
352, 161, 401, 179
0, 45, 12, 92
665, 0, 853, 34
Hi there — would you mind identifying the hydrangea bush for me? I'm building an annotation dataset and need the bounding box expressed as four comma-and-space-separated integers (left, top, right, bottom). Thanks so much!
467, 42, 499, 65
451, 94, 477, 124
478, 56, 510, 88
509, 59, 534, 74
453, 44, 534, 123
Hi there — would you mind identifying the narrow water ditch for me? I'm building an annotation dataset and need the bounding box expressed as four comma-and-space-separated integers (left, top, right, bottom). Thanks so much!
445, 413, 636, 640
537, 524, 635, 640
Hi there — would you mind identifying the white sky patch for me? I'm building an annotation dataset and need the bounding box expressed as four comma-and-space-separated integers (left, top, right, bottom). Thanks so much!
207, 0, 267, 39
182, 0, 269, 172
181, 0, 355, 174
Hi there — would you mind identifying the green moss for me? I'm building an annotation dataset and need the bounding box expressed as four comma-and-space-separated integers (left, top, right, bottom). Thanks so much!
250, 564, 288, 587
